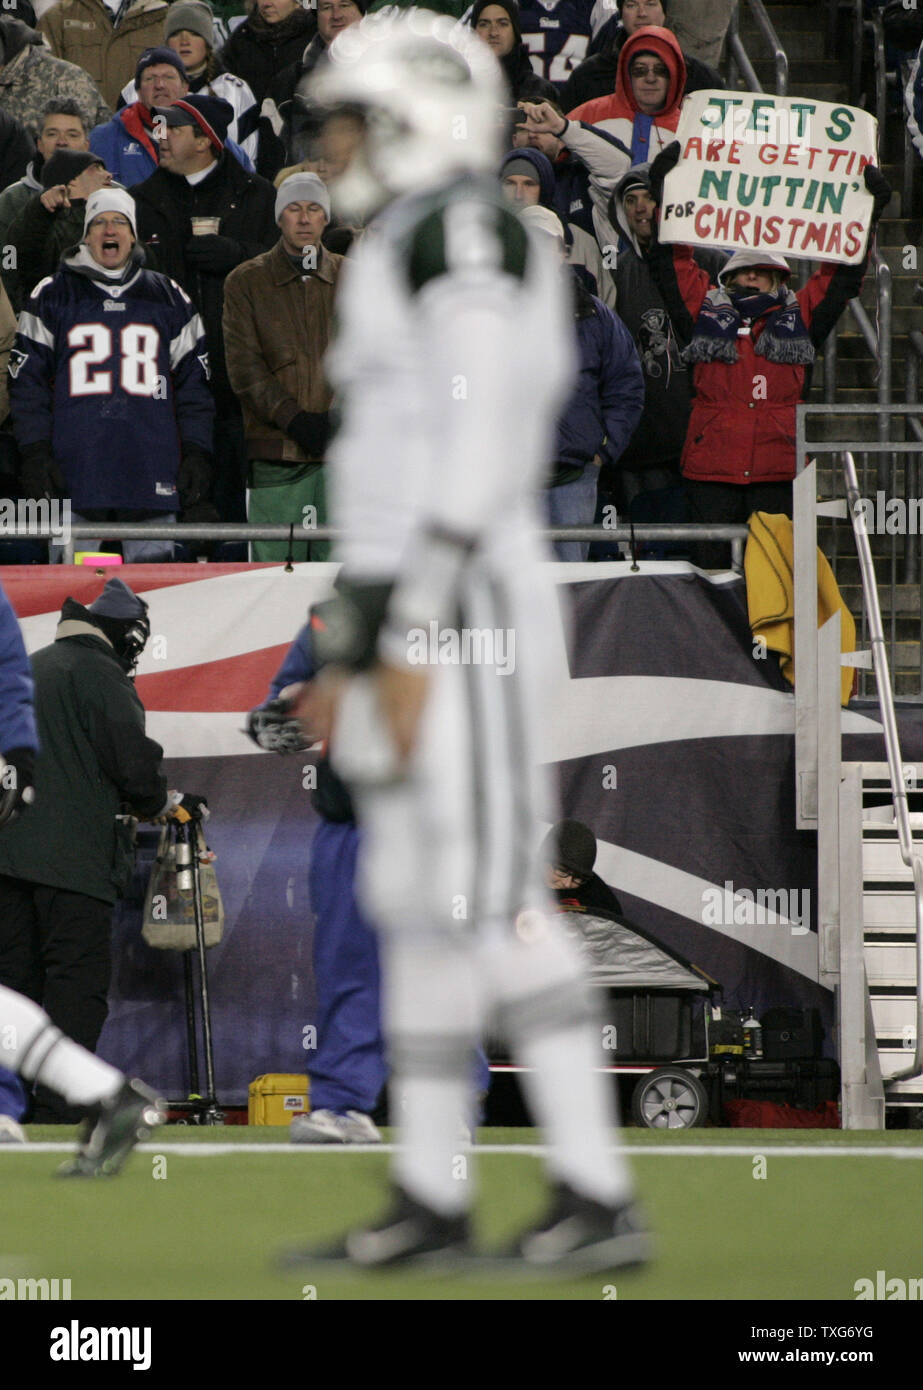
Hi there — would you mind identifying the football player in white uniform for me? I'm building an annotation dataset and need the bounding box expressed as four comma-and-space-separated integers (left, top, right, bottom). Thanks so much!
296, 8, 649, 1273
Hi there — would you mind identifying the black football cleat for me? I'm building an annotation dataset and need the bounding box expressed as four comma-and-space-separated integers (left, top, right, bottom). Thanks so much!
279, 1185, 472, 1270
506, 1181, 652, 1276
58, 1079, 164, 1178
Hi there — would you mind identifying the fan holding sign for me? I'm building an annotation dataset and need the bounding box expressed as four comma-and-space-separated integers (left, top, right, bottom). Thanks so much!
641, 91, 891, 567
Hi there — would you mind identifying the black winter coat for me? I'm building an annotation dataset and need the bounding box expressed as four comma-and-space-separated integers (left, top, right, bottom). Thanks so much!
219, 5, 316, 106
0, 615, 167, 903
132, 152, 278, 406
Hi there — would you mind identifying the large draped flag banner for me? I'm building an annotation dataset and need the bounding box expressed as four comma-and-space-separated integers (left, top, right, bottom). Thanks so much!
2, 562, 914, 1102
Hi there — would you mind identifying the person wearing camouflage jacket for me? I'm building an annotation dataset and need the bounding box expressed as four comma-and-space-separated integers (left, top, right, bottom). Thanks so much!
38, 0, 169, 111
0, 16, 110, 136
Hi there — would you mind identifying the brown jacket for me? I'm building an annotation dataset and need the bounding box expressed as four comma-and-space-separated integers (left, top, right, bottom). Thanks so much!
39, 0, 169, 110
223, 238, 342, 463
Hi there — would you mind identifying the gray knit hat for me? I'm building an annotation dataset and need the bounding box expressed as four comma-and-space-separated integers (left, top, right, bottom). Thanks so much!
164, 0, 214, 46
275, 171, 330, 223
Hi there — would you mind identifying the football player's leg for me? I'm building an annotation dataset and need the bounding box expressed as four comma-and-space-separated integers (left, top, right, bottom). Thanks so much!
0, 983, 122, 1108
354, 662, 483, 1212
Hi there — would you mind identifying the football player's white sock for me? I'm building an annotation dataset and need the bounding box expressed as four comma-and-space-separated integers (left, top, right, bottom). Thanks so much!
382, 937, 479, 1217
480, 920, 634, 1208
0, 985, 122, 1107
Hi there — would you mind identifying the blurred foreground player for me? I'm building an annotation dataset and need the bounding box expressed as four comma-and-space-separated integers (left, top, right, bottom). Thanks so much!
293, 10, 649, 1272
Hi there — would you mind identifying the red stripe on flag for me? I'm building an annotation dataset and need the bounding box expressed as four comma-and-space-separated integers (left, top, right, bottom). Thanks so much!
1, 563, 277, 620
135, 644, 291, 711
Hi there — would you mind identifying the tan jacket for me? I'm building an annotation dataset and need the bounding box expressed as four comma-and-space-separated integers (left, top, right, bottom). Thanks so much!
223, 238, 342, 463
39, 0, 169, 109
0, 280, 15, 422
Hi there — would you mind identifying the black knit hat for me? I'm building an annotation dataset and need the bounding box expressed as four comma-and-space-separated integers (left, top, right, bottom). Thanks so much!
88, 577, 149, 621
469, 0, 522, 44
542, 819, 597, 879
41, 149, 105, 190
136, 45, 188, 87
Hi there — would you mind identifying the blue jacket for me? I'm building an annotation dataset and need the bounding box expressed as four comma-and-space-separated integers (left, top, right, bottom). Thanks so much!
255, 621, 355, 825
554, 272, 644, 474
90, 104, 254, 189
0, 581, 37, 758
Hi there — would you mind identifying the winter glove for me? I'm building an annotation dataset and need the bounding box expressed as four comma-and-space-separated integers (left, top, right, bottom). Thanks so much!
184, 234, 244, 275
168, 791, 210, 824
286, 411, 331, 459
648, 139, 682, 206
20, 441, 65, 503
0, 747, 35, 828
246, 697, 314, 754
177, 446, 213, 511
863, 164, 892, 224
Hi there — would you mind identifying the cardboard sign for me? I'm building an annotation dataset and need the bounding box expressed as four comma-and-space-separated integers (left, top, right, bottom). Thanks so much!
659, 91, 878, 264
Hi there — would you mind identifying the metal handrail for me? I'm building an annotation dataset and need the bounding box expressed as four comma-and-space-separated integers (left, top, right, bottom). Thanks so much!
903, 59, 916, 220
865, 12, 887, 160
725, 4, 763, 93
902, 331, 923, 583
726, 0, 787, 96
842, 449, 923, 1085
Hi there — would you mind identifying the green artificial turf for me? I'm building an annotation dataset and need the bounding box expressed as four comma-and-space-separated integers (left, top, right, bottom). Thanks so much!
1, 1127, 921, 1301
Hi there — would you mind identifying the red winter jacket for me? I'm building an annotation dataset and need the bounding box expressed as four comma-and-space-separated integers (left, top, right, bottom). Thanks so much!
648, 243, 865, 484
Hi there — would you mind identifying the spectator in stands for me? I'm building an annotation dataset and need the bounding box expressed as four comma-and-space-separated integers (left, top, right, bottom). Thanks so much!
9, 187, 215, 560
220, 0, 316, 108
510, 26, 683, 258
521, 204, 643, 561
38, 0, 169, 110
541, 818, 624, 915
260, 0, 366, 177
467, 0, 559, 103
645, 145, 891, 566
565, 24, 685, 170
0, 574, 205, 1122
117, 2, 260, 171
91, 46, 253, 187
603, 162, 726, 537
561, 0, 723, 112
508, 0, 603, 91
133, 93, 278, 530
510, 100, 616, 305
223, 171, 341, 560
5, 149, 115, 311
0, 108, 34, 201
90, 47, 190, 186
0, 14, 110, 136
0, 100, 90, 257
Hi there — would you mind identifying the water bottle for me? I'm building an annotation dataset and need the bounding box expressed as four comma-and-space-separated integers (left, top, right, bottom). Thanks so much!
743, 1006, 763, 1059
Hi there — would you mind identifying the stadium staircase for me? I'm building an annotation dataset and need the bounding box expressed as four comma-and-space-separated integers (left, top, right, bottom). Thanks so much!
737, 1, 923, 697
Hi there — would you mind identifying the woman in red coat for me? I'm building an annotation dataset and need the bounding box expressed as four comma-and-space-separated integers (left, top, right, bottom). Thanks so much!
645, 146, 890, 564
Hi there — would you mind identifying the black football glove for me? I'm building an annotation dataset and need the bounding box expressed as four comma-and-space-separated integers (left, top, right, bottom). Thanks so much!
286, 411, 331, 459
863, 164, 892, 223
648, 139, 682, 207
0, 747, 35, 827
177, 446, 213, 511
246, 698, 314, 754
184, 233, 244, 275
20, 441, 65, 503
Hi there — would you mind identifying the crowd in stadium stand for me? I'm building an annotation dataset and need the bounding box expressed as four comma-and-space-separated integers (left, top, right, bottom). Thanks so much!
0, 0, 892, 565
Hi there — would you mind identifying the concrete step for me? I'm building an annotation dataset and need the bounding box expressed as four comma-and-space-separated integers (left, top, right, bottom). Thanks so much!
738, 4, 827, 35
873, 218, 923, 247
840, 584, 921, 615
750, 59, 848, 86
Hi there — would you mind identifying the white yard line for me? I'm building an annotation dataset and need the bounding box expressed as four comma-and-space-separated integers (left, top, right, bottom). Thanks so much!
4, 1142, 923, 1158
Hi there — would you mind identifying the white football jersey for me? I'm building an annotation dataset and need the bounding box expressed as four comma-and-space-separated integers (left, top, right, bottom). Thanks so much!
325, 174, 576, 606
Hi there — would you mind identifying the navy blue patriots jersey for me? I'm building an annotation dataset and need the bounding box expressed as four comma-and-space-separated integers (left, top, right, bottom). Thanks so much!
518, 0, 604, 85
10, 260, 214, 513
